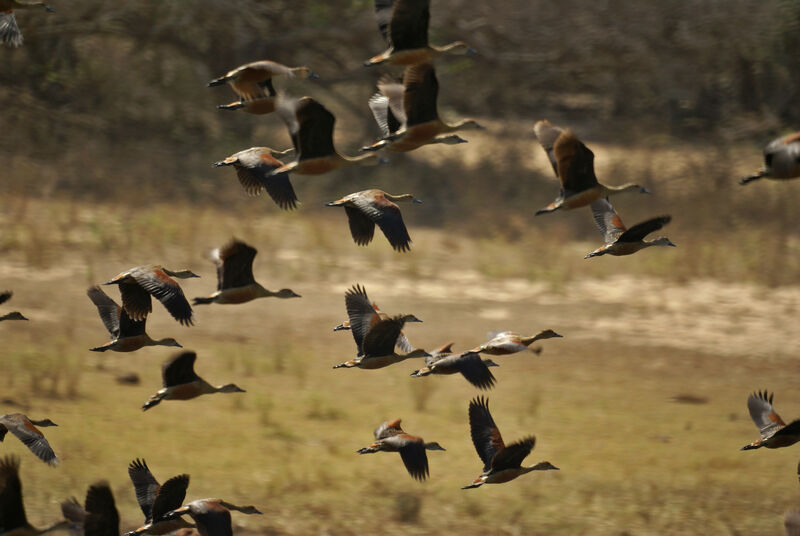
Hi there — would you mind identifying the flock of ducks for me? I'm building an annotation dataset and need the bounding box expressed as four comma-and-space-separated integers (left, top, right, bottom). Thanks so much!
3, 0, 800, 533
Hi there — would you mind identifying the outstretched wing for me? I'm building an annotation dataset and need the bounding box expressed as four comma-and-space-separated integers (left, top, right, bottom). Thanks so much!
553, 130, 598, 194
616, 215, 671, 243
216, 239, 258, 289
362, 316, 405, 357
87, 286, 121, 338
128, 458, 159, 522
345, 284, 381, 355
389, 0, 430, 51
456, 352, 496, 390
344, 206, 377, 248
490, 436, 535, 472
162, 351, 200, 388
403, 63, 438, 127
352, 194, 412, 252
131, 268, 194, 326
468, 396, 505, 472
398, 441, 429, 481
0, 415, 58, 466
84, 482, 120, 536
0, 455, 28, 531
747, 390, 786, 438
589, 199, 626, 244
150, 474, 190, 522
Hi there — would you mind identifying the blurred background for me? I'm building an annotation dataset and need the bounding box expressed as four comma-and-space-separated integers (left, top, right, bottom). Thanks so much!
2, 0, 800, 534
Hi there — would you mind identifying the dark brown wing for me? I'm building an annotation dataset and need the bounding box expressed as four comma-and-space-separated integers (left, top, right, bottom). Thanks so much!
232, 149, 298, 209
390, 0, 430, 51
373, 0, 395, 43
295, 97, 336, 160
118, 281, 153, 322
162, 351, 200, 388
468, 396, 505, 472
132, 268, 193, 326
490, 436, 535, 472
217, 239, 257, 290
87, 286, 121, 338
616, 215, 671, 243
456, 352, 496, 390
773, 420, 800, 440
150, 474, 189, 522
260, 171, 298, 210
398, 441, 430, 481
0, 291, 11, 306
0, 415, 58, 466
0, 455, 27, 532
553, 130, 598, 194
84, 482, 120, 536
403, 63, 438, 127
344, 284, 381, 355
356, 193, 413, 252
128, 458, 159, 523
362, 316, 405, 357
344, 206, 376, 247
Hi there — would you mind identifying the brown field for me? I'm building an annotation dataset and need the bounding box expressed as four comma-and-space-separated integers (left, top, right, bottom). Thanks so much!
2, 193, 800, 535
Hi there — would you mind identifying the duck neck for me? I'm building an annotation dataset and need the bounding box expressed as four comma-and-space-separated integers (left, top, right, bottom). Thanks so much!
341, 152, 379, 166
603, 183, 642, 195
384, 193, 416, 203
443, 119, 478, 133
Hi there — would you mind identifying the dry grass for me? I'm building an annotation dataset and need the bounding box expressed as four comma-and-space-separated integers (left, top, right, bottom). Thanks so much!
2, 196, 800, 534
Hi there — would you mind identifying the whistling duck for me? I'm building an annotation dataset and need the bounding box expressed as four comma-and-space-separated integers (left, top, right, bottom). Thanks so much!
333, 284, 420, 362
163, 499, 261, 536
213, 148, 298, 210
333, 285, 416, 354
61, 482, 120, 536
87, 286, 182, 352
741, 391, 800, 450
533, 120, 649, 215
104, 265, 198, 326
208, 60, 317, 115
333, 313, 426, 369
0, 291, 27, 321
326, 189, 421, 252
272, 96, 380, 176
0, 414, 58, 466
410, 346, 498, 390
365, 0, 476, 66
124, 459, 194, 536
193, 239, 300, 306
361, 70, 472, 152
142, 351, 245, 411
584, 199, 675, 258
462, 397, 558, 489
356, 419, 445, 481
471, 329, 562, 356
0, 456, 68, 535
0, 0, 54, 48
741, 132, 800, 185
